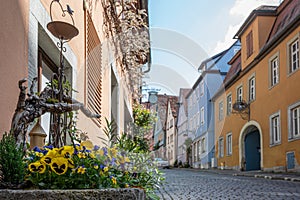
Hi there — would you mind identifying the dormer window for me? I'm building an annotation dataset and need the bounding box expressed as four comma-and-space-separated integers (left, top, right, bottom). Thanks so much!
246, 31, 253, 58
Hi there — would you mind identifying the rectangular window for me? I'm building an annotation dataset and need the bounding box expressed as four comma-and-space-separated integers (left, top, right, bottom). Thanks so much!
197, 141, 201, 161
200, 107, 205, 125
227, 94, 232, 115
219, 101, 224, 121
237, 86, 243, 102
200, 81, 204, 96
249, 76, 255, 101
246, 31, 253, 58
194, 144, 197, 162
292, 107, 300, 137
271, 57, 279, 86
201, 138, 206, 153
289, 39, 299, 73
226, 133, 232, 156
288, 102, 300, 140
86, 13, 102, 126
269, 112, 281, 145
219, 137, 224, 158
170, 118, 174, 128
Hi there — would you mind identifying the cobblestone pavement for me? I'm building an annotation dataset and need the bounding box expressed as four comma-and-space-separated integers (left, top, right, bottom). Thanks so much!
155, 169, 300, 200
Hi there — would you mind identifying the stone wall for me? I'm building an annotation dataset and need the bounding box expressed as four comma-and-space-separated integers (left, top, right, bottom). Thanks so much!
0, 189, 145, 200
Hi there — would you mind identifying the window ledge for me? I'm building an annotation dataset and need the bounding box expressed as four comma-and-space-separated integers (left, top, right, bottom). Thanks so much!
269, 142, 281, 147
288, 136, 300, 142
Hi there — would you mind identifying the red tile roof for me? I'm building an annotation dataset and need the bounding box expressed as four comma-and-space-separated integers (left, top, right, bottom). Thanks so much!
267, 0, 300, 43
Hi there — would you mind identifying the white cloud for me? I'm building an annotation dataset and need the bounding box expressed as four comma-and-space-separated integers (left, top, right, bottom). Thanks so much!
230, 0, 280, 19
213, 24, 241, 55
211, 0, 280, 55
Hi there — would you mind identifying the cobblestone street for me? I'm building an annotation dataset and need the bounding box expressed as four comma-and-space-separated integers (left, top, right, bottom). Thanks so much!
156, 169, 300, 200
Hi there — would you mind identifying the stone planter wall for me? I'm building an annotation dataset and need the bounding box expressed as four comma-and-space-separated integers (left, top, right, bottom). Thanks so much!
0, 188, 145, 200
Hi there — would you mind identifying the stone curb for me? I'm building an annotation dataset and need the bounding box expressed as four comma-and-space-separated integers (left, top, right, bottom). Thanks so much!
174, 168, 300, 182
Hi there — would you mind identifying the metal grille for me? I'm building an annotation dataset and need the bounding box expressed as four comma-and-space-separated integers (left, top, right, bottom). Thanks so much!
86, 12, 102, 127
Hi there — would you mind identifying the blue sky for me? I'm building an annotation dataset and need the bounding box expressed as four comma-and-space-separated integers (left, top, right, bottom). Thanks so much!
142, 0, 280, 98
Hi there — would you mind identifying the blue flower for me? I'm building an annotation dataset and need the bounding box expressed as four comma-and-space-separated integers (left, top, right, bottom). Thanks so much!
102, 147, 108, 156
111, 157, 117, 165
100, 164, 105, 170
93, 145, 100, 151
33, 146, 42, 153
43, 145, 54, 150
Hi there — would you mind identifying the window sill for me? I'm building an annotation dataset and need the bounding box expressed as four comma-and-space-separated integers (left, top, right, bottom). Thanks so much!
269, 142, 281, 147
288, 136, 300, 142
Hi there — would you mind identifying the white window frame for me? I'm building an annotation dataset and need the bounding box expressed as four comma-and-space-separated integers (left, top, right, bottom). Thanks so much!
200, 81, 204, 97
219, 101, 224, 121
288, 37, 299, 74
201, 137, 206, 153
219, 137, 224, 158
197, 112, 200, 127
227, 93, 232, 115
269, 111, 281, 146
237, 85, 243, 102
226, 133, 232, 156
288, 101, 300, 141
269, 53, 280, 88
197, 140, 201, 161
200, 107, 205, 125
248, 75, 255, 102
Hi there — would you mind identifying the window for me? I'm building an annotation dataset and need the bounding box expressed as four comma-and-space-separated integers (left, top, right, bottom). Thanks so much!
219, 101, 224, 121
194, 144, 197, 162
269, 112, 281, 145
200, 107, 205, 125
219, 137, 224, 158
237, 86, 243, 102
170, 118, 174, 128
200, 81, 204, 96
38, 48, 59, 140
197, 141, 201, 161
86, 13, 102, 126
201, 138, 206, 153
246, 31, 253, 58
270, 56, 279, 86
197, 112, 200, 127
292, 107, 300, 136
289, 38, 299, 73
249, 76, 255, 101
226, 133, 232, 155
227, 94, 232, 115
288, 102, 300, 140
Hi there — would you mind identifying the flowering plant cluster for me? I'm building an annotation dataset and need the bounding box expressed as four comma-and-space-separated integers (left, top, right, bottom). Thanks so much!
25, 141, 136, 189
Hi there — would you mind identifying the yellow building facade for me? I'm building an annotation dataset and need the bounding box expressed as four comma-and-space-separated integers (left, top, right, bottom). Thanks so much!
214, 0, 300, 172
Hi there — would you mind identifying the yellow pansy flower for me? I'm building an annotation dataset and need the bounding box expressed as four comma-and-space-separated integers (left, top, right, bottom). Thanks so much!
35, 152, 44, 157
103, 167, 109, 173
28, 161, 46, 174
77, 166, 86, 174
111, 176, 117, 185
80, 140, 94, 150
89, 152, 96, 159
59, 146, 74, 157
109, 147, 118, 158
96, 149, 104, 156
78, 152, 86, 159
50, 157, 68, 175
93, 164, 99, 169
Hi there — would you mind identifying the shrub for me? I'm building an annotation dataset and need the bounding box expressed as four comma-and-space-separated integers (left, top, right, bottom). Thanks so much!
0, 132, 25, 186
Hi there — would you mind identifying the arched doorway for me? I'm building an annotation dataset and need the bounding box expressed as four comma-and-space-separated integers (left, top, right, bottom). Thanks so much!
239, 121, 263, 171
